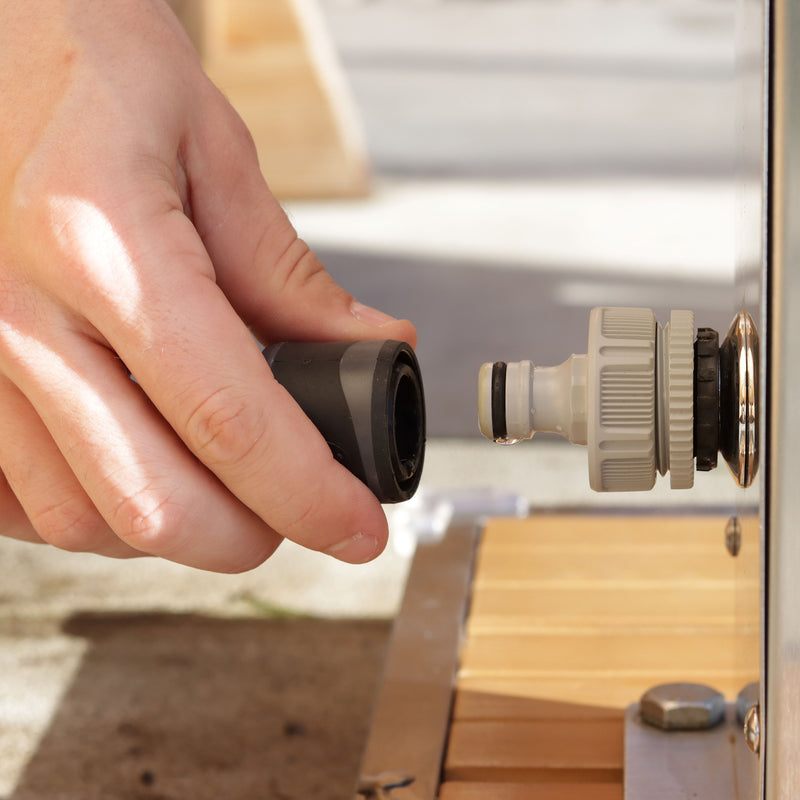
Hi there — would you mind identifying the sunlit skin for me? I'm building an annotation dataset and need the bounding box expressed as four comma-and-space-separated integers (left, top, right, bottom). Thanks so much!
0, 0, 416, 572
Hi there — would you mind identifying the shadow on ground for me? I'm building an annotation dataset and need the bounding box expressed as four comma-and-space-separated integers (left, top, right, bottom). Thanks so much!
8, 614, 389, 800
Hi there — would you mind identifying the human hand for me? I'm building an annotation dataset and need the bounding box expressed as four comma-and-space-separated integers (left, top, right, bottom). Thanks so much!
0, 0, 416, 571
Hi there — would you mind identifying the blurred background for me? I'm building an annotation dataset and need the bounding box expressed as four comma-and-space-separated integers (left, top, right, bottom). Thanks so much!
290, 0, 738, 503
0, 2, 742, 797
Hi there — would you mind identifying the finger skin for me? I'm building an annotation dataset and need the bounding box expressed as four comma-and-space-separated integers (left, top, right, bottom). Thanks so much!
181, 102, 418, 347
0, 376, 138, 556
0, 470, 45, 545
20, 180, 390, 563
74, 198, 392, 561
0, 0, 417, 569
0, 305, 285, 571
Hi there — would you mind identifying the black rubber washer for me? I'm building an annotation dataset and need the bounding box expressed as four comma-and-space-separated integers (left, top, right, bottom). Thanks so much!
491, 361, 507, 442
694, 327, 720, 471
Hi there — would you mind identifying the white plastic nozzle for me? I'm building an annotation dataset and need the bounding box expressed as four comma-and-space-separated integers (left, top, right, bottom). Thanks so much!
478, 356, 587, 444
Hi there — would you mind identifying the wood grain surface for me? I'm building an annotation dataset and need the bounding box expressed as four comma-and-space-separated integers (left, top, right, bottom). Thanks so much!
444, 514, 760, 797
170, 0, 369, 198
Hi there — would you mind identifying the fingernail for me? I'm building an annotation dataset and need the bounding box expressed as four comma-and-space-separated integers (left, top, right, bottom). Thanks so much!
325, 532, 380, 564
351, 300, 397, 327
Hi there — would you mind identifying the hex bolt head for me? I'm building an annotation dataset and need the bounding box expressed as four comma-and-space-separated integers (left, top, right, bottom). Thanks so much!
640, 683, 726, 731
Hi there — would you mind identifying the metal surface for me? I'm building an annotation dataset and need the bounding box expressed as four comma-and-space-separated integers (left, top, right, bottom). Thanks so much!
765, 0, 800, 795
745, 704, 762, 756
354, 524, 480, 800
640, 683, 726, 732
720, 312, 760, 488
734, 0, 769, 792
624, 703, 759, 800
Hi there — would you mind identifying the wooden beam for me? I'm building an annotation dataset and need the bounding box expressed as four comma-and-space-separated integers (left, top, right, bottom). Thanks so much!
168, 0, 370, 198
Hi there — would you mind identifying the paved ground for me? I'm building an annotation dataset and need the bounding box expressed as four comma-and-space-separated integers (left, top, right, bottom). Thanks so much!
0, 1, 743, 797
1, 615, 388, 800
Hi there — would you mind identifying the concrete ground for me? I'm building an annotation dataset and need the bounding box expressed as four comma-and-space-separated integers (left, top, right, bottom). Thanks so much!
1, 1, 742, 798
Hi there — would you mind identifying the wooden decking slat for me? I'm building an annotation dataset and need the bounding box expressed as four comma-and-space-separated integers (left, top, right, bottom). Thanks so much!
476, 515, 758, 549
439, 781, 624, 799
445, 719, 623, 783
442, 514, 759, 793
459, 630, 756, 676
453, 675, 751, 721
469, 584, 756, 621
475, 549, 743, 582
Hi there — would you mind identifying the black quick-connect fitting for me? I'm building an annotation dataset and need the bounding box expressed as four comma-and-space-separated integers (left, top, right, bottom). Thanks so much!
263, 340, 425, 504
694, 321, 756, 483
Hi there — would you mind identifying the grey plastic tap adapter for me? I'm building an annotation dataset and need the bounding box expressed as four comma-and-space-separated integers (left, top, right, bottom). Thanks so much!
478, 307, 695, 491
479, 306, 759, 492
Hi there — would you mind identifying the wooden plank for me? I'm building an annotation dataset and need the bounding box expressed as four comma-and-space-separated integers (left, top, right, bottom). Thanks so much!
439, 782, 623, 800
477, 515, 759, 549
447, 513, 760, 789
459, 630, 758, 677
453, 675, 752, 721
354, 525, 480, 800
361, 513, 760, 794
445, 719, 624, 783
172, 0, 370, 198
475, 549, 743, 583
225, 0, 304, 48
454, 684, 624, 722
467, 617, 758, 636
468, 584, 757, 624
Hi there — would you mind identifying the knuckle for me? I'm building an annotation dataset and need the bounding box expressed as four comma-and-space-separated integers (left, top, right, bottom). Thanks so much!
205, 87, 260, 174
30, 496, 110, 553
110, 485, 188, 555
184, 386, 266, 469
230, 118, 259, 164
0, 277, 38, 338
270, 237, 328, 295
219, 100, 260, 162
12, 176, 70, 260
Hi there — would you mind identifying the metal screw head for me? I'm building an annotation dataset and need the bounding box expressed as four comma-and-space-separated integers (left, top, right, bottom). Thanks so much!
725, 515, 742, 557
640, 683, 726, 731
744, 704, 761, 755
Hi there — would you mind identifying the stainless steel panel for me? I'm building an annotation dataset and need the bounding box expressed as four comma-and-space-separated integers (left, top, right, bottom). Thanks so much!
765, 0, 800, 794
735, 0, 768, 795
624, 703, 757, 799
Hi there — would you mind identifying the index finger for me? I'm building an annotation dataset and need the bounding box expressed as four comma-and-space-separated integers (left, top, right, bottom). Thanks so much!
86, 204, 390, 564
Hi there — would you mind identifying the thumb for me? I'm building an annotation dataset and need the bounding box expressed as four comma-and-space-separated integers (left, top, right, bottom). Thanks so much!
183, 105, 417, 347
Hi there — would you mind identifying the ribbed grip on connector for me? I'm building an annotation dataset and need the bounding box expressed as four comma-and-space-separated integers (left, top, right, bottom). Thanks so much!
666, 310, 695, 488
587, 307, 657, 491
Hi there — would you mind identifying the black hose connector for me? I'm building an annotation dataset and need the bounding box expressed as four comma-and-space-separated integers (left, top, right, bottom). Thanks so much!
694, 327, 720, 471
263, 340, 425, 503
